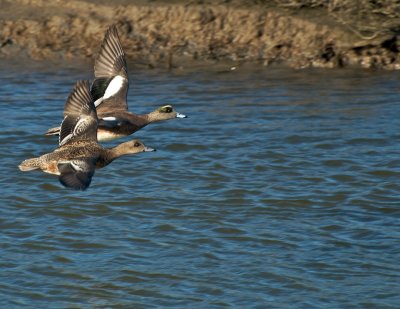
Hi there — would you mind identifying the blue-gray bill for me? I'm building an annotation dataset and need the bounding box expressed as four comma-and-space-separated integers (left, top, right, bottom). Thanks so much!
176, 113, 187, 118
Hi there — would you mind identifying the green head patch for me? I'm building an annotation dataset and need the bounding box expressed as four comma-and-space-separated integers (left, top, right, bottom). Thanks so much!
158, 105, 173, 113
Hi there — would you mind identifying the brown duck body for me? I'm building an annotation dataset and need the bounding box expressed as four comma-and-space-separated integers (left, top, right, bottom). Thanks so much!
19, 139, 150, 175
45, 25, 186, 142
47, 105, 186, 142
96, 111, 149, 141
19, 141, 100, 175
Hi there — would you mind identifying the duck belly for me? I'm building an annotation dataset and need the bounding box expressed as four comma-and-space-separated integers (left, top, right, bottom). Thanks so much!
97, 129, 126, 142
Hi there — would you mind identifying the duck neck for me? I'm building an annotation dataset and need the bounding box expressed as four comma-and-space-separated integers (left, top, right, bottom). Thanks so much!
133, 114, 151, 126
99, 144, 129, 167
145, 112, 162, 123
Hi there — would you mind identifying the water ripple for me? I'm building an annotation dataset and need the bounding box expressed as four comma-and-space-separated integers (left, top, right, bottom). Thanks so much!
1, 62, 400, 307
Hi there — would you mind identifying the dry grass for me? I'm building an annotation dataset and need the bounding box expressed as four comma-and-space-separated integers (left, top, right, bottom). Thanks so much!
250, 0, 400, 39
269, 0, 400, 16
215, 0, 400, 40
254, 0, 400, 39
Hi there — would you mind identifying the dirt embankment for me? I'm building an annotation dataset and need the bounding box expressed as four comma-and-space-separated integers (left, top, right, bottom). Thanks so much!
0, 0, 399, 69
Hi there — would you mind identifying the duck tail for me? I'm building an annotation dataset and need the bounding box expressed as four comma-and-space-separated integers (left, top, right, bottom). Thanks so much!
19, 158, 41, 171
45, 126, 60, 136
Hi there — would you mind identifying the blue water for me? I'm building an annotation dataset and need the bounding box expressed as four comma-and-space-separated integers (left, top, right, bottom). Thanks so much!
1, 59, 400, 308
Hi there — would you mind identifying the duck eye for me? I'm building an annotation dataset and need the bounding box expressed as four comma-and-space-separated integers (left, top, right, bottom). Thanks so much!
134, 142, 141, 147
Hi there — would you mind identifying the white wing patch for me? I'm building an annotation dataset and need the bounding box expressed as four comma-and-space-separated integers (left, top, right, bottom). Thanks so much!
60, 133, 73, 146
103, 75, 125, 99
94, 97, 104, 107
70, 161, 86, 172
102, 117, 117, 121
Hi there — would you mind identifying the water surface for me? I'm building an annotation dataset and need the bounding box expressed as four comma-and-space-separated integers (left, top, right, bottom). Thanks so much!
1, 60, 400, 308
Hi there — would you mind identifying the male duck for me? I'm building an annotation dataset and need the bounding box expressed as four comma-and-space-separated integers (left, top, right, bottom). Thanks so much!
46, 25, 187, 141
19, 80, 155, 190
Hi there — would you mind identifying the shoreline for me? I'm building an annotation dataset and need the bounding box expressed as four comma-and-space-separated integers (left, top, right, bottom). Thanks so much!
0, 0, 399, 69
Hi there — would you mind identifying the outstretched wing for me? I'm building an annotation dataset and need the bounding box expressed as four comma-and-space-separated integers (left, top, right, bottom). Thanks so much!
92, 25, 129, 112
58, 158, 96, 190
59, 80, 98, 146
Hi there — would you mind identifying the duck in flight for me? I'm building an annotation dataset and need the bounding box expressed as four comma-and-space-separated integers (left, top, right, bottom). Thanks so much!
46, 25, 187, 141
20, 80, 155, 190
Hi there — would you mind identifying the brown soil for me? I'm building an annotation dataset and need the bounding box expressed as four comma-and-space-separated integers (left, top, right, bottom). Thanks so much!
0, 0, 399, 69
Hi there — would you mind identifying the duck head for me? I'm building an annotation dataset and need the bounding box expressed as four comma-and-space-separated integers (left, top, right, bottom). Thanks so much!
148, 105, 187, 122
117, 139, 156, 155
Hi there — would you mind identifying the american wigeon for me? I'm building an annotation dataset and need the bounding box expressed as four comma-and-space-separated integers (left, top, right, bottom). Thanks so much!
45, 25, 187, 141
19, 80, 155, 190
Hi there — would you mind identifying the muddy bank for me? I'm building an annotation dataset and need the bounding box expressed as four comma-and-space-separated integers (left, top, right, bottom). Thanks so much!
0, 0, 399, 69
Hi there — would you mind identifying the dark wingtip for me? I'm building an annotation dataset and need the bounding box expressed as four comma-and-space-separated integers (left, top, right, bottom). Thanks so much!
45, 127, 61, 136
58, 162, 93, 191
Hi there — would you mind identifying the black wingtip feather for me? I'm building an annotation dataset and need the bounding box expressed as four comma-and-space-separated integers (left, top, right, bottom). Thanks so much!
64, 80, 94, 117
94, 25, 127, 79
91, 77, 112, 102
